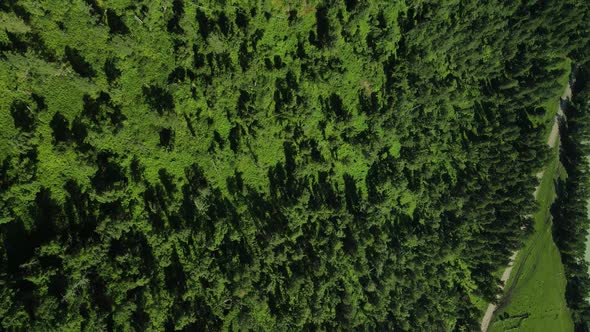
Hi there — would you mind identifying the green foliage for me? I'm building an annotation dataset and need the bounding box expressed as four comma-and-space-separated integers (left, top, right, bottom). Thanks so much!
1, 0, 589, 330
490, 140, 573, 332
552, 66, 590, 331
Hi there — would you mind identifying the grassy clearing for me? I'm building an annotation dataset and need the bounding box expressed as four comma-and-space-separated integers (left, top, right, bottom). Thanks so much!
489, 141, 573, 331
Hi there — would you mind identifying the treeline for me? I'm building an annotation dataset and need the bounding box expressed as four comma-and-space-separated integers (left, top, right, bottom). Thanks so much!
1, 1, 590, 331
553, 66, 590, 331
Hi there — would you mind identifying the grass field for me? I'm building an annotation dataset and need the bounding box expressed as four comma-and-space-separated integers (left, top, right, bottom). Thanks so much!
488, 141, 573, 331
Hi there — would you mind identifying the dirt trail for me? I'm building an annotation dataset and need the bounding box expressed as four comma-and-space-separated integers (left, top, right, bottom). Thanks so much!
480, 85, 570, 331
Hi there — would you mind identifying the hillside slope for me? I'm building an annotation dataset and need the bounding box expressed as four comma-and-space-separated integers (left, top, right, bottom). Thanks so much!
1, 1, 589, 330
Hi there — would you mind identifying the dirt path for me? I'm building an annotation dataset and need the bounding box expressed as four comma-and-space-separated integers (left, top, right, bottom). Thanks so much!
480, 85, 570, 331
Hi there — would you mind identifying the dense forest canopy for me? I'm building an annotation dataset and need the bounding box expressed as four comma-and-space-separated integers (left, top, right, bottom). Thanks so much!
1, 0, 590, 330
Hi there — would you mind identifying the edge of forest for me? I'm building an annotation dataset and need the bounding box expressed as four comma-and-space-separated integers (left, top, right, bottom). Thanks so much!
483, 77, 574, 331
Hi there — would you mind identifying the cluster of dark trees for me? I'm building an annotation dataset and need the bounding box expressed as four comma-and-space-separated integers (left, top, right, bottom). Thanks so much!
1, 0, 590, 330
553, 66, 590, 332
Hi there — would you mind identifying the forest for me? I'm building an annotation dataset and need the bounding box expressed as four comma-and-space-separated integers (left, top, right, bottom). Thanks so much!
553, 67, 590, 331
1, 0, 590, 331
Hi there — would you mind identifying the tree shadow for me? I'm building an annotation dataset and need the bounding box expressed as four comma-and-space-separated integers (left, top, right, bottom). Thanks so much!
83, 92, 126, 131
143, 85, 174, 115
49, 112, 71, 143
63, 180, 99, 250
167, 67, 186, 84
106, 9, 129, 35
229, 125, 241, 153
104, 58, 121, 83
91, 151, 128, 193
159, 128, 175, 149
314, 7, 331, 48
166, 0, 184, 34
10, 100, 36, 132
195, 9, 210, 39
320, 93, 349, 121
65, 46, 96, 78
